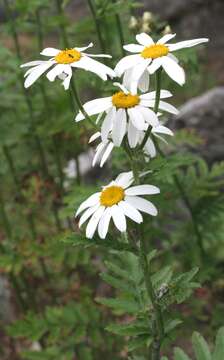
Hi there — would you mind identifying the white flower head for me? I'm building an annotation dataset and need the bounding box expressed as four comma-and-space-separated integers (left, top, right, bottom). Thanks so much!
75, 82, 178, 148
20, 43, 115, 90
88, 117, 174, 168
75, 171, 160, 239
115, 33, 209, 91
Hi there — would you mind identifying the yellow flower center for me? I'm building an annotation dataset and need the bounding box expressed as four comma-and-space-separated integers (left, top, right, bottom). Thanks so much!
141, 44, 169, 59
100, 186, 124, 207
55, 48, 81, 64
112, 91, 140, 109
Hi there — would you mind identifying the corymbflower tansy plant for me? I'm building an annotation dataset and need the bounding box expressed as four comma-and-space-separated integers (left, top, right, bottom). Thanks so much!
75, 82, 178, 147
21, 43, 115, 89
20, 28, 209, 359
76, 171, 159, 239
115, 33, 209, 90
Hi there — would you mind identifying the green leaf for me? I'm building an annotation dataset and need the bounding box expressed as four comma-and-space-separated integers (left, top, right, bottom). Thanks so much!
174, 347, 191, 360
213, 327, 224, 360
96, 297, 140, 314
106, 322, 149, 337
192, 331, 211, 360
62, 233, 137, 253
127, 335, 152, 352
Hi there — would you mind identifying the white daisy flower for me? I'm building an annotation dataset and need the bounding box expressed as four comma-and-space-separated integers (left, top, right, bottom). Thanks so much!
75, 83, 178, 147
115, 33, 209, 90
88, 118, 174, 167
20, 43, 115, 90
75, 171, 160, 239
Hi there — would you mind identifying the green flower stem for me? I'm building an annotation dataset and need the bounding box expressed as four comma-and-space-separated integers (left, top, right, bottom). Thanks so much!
0, 185, 12, 239
70, 80, 99, 131
124, 139, 164, 358
139, 234, 164, 360
140, 68, 162, 150
4, 0, 49, 178
3, 146, 20, 195
87, 0, 106, 55
55, 0, 70, 48
112, 0, 125, 56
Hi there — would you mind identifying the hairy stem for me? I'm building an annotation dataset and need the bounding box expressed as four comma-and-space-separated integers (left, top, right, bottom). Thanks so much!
70, 80, 99, 130
112, 0, 125, 56
87, 0, 106, 55
140, 68, 162, 150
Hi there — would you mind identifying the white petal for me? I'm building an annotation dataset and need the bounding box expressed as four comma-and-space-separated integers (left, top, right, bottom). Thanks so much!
111, 205, 127, 232
40, 47, 60, 56
46, 64, 68, 81
167, 53, 179, 63
168, 38, 209, 52
62, 66, 72, 90
75, 97, 112, 122
125, 184, 160, 196
100, 142, 114, 167
138, 69, 150, 92
158, 100, 179, 115
144, 137, 156, 157
114, 54, 142, 76
136, 33, 154, 46
86, 206, 105, 239
24, 61, 54, 88
72, 56, 115, 79
138, 106, 159, 127
92, 143, 106, 167
96, 112, 104, 124
118, 201, 143, 224
101, 107, 115, 142
98, 207, 112, 239
129, 59, 151, 94
113, 82, 129, 94
122, 68, 133, 92
128, 107, 147, 131
89, 132, 101, 143
75, 43, 93, 51
126, 196, 158, 216
147, 58, 162, 74
79, 204, 100, 227
85, 53, 112, 58
127, 120, 141, 148
152, 125, 174, 136
76, 193, 100, 216
21, 60, 46, 68
123, 44, 144, 53
115, 171, 134, 188
112, 109, 127, 146
140, 90, 172, 100
161, 56, 185, 85
157, 33, 176, 44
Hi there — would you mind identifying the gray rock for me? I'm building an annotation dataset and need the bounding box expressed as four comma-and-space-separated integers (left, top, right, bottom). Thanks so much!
169, 87, 224, 163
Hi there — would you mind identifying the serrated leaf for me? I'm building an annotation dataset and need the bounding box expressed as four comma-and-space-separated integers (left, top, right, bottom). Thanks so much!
174, 347, 191, 360
106, 322, 149, 337
96, 297, 140, 314
127, 335, 152, 352
192, 332, 211, 360
213, 327, 224, 360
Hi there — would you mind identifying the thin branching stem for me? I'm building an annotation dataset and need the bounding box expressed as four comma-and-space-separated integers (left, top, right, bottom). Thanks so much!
87, 0, 106, 55
140, 68, 162, 150
112, 0, 125, 56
